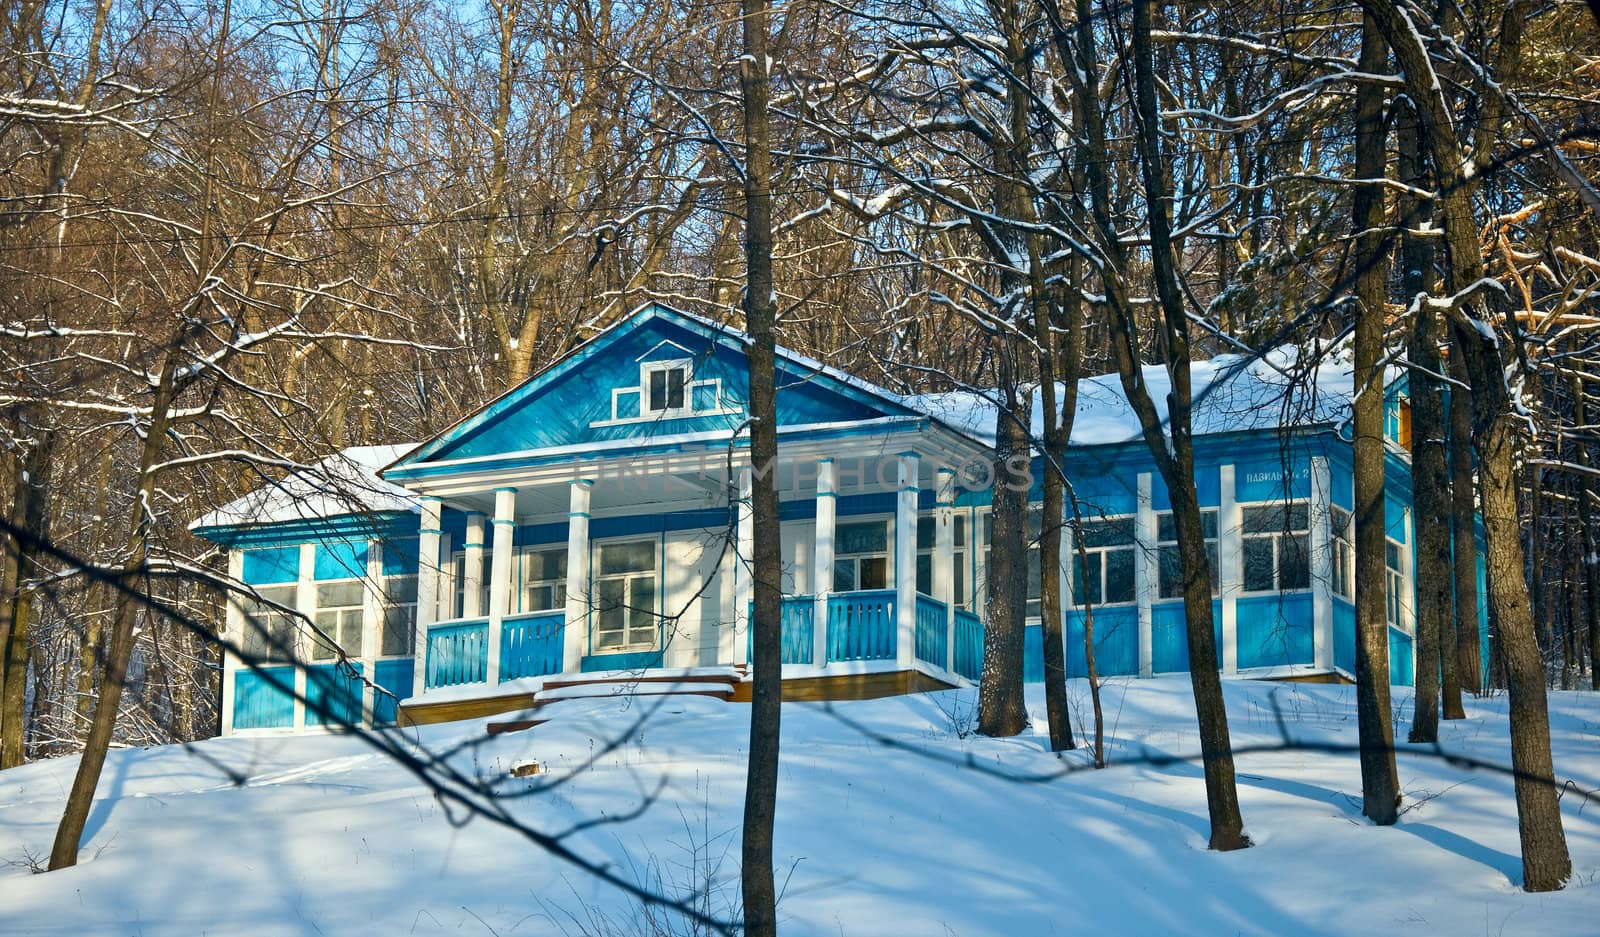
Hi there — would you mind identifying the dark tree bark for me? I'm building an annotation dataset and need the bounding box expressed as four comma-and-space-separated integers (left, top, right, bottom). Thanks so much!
1448, 352, 1484, 694
979, 381, 1032, 739
1359, 0, 1570, 889
738, 0, 782, 929
1396, 98, 1458, 737
1, 431, 54, 768
1351, 13, 1401, 825
1096, 0, 1248, 851
1576, 380, 1600, 690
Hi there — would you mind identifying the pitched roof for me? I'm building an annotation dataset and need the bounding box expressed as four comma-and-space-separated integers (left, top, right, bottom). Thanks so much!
191, 444, 419, 533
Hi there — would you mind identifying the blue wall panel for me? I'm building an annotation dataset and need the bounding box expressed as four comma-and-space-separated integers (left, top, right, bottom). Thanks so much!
582, 650, 666, 672
1150, 599, 1224, 674
373, 659, 415, 724
1235, 456, 1311, 503
314, 540, 369, 580
305, 662, 364, 726
233, 666, 296, 730
1333, 597, 1356, 674
1236, 592, 1314, 669
1389, 627, 1414, 685
242, 547, 299, 585
381, 538, 419, 576
1067, 606, 1139, 677
1022, 624, 1045, 683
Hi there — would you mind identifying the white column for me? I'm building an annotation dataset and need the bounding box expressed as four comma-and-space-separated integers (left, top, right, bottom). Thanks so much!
1401, 506, 1417, 680
462, 511, 486, 619
359, 539, 382, 724
294, 542, 314, 731
1135, 473, 1156, 679
486, 487, 517, 686
735, 467, 753, 666
220, 549, 244, 736
1218, 464, 1241, 674
895, 452, 920, 669
813, 458, 837, 666
563, 480, 592, 673
935, 467, 956, 672
412, 496, 443, 697
1310, 456, 1333, 671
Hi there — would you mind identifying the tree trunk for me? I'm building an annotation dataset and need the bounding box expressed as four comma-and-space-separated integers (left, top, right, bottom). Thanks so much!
1351, 13, 1400, 824
2, 431, 54, 769
50, 358, 179, 870
1397, 98, 1458, 735
1035, 244, 1080, 753
737, 0, 781, 930
1576, 380, 1600, 690
979, 384, 1031, 738
1448, 349, 1483, 694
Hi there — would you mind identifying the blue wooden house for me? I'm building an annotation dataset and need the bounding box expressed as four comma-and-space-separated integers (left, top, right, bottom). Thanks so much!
193, 304, 1485, 733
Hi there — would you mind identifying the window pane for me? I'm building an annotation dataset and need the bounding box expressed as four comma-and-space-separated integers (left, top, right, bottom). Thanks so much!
1280, 534, 1310, 590
317, 581, 364, 609
1104, 548, 1135, 603
599, 541, 654, 574
955, 563, 967, 608
341, 610, 364, 657
668, 369, 685, 409
1073, 552, 1101, 606
916, 553, 932, 595
1385, 541, 1401, 572
1027, 544, 1042, 601
312, 611, 338, 660
860, 557, 888, 590
1157, 513, 1176, 543
1286, 503, 1309, 532
595, 579, 626, 648
1158, 544, 1183, 598
954, 514, 967, 547
527, 548, 567, 582
382, 606, 414, 656
834, 561, 857, 592
1242, 505, 1283, 534
1243, 538, 1275, 591
384, 575, 417, 605
837, 521, 888, 555
628, 576, 656, 644
1082, 517, 1135, 547
648, 369, 667, 411
917, 516, 936, 550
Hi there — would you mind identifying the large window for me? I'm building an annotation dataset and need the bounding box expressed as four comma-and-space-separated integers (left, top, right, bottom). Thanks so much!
1331, 506, 1354, 599
916, 514, 968, 607
522, 546, 568, 613
646, 363, 687, 413
1242, 503, 1310, 592
241, 584, 299, 663
381, 574, 417, 657
311, 581, 365, 661
1071, 516, 1136, 606
834, 520, 889, 591
1386, 539, 1406, 628
451, 551, 490, 619
981, 509, 1045, 617
1157, 509, 1218, 598
593, 540, 658, 651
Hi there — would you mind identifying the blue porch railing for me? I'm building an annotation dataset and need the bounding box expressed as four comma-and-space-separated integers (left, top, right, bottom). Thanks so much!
826, 589, 897, 662
425, 618, 488, 688
953, 608, 984, 680
914, 595, 948, 667
501, 611, 565, 681
747, 595, 817, 665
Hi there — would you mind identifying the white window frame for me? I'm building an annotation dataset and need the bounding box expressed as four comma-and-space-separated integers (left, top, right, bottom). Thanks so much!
1155, 508, 1219, 600
311, 577, 366, 661
1385, 537, 1407, 631
916, 512, 968, 608
1240, 500, 1312, 594
519, 544, 568, 614
832, 515, 892, 593
241, 583, 299, 664
380, 571, 417, 658
1068, 513, 1138, 609
448, 550, 491, 621
1331, 506, 1355, 600
590, 536, 661, 653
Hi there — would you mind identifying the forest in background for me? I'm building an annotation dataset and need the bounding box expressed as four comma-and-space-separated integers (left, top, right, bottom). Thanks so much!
0, 0, 1595, 779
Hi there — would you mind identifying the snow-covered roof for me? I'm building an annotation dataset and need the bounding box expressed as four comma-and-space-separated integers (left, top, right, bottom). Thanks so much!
191, 444, 420, 533
905, 347, 1361, 448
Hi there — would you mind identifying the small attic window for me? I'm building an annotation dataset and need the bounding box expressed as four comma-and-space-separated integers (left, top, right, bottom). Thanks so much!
647, 365, 686, 412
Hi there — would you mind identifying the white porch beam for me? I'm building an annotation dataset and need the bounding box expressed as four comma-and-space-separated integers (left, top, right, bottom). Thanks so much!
895, 452, 920, 670
220, 549, 244, 736
735, 467, 753, 667
1310, 456, 1333, 671
813, 458, 837, 667
563, 479, 592, 673
1218, 464, 1241, 674
935, 467, 956, 672
294, 542, 314, 731
486, 487, 517, 686
412, 496, 443, 697
1136, 473, 1156, 679
463, 511, 486, 619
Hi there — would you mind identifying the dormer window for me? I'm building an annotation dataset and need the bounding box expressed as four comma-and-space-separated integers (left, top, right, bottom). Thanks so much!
648, 365, 687, 412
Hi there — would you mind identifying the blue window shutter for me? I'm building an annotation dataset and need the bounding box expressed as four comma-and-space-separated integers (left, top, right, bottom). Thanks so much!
242, 546, 300, 585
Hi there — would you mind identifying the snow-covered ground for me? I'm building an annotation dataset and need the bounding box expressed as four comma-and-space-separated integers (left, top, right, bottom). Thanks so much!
1, 678, 1596, 936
